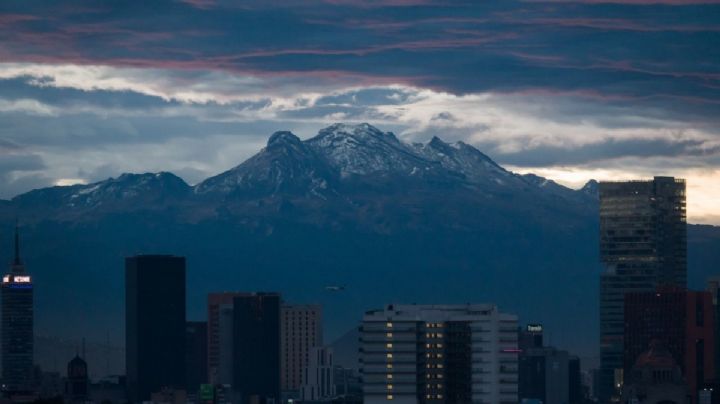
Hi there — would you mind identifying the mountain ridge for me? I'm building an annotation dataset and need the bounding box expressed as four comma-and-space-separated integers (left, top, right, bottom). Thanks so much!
5, 123, 597, 218
0, 123, 717, 369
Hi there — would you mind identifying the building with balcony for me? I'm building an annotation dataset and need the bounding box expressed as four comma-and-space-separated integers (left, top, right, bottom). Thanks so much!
360, 304, 518, 404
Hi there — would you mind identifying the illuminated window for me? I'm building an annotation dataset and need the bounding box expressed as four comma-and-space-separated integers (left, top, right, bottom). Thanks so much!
386, 343, 393, 348
387, 384, 393, 390
387, 374, 393, 379
386, 332, 393, 338
386, 322, 393, 328
387, 364, 393, 369
387, 395, 393, 400
437, 343, 443, 348
387, 353, 393, 359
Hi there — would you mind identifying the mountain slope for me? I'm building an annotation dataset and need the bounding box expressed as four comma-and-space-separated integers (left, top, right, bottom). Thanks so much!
0, 123, 717, 371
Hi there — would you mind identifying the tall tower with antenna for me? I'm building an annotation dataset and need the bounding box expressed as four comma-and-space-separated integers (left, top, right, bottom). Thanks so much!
1, 222, 35, 393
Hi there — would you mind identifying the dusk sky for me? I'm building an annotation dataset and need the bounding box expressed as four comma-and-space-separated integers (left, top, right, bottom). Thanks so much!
1, 0, 719, 223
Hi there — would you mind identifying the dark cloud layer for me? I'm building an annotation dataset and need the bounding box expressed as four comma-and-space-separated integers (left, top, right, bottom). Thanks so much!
0, 0, 718, 117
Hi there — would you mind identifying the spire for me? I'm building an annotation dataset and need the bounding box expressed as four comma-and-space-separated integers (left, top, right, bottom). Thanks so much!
13, 220, 22, 266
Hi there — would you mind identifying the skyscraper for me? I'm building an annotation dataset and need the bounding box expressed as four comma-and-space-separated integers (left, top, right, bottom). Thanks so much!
360, 304, 519, 404
1, 224, 34, 393
598, 177, 686, 402
281, 304, 323, 394
232, 293, 281, 403
207, 292, 247, 385
125, 255, 186, 403
185, 321, 208, 394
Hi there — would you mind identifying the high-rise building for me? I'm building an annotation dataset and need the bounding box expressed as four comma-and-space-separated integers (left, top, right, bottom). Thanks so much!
300, 346, 336, 401
207, 292, 248, 385
624, 287, 715, 403
708, 276, 720, 384
232, 293, 281, 403
281, 304, 323, 393
125, 255, 186, 403
360, 304, 519, 404
598, 177, 686, 402
185, 321, 208, 394
1, 224, 34, 393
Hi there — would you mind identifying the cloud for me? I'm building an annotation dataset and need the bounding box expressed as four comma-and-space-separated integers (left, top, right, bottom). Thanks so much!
0, 1, 718, 222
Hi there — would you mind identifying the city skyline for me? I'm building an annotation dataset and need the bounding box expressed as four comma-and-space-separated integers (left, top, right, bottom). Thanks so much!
0, 1, 719, 224
0, 2, 718, 402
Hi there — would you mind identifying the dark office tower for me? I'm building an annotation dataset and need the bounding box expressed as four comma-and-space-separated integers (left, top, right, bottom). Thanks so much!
185, 321, 208, 394
232, 293, 281, 403
1, 224, 34, 393
125, 255, 186, 403
624, 287, 715, 404
709, 276, 720, 384
598, 176, 686, 403
568, 356, 582, 404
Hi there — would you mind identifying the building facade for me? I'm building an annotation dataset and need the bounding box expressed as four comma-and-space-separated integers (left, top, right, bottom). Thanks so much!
301, 346, 337, 401
207, 292, 247, 385
185, 321, 208, 394
232, 293, 281, 403
624, 287, 715, 403
598, 177, 687, 402
125, 255, 186, 403
1, 225, 34, 393
620, 340, 690, 404
281, 304, 323, 393
65, 355, 89, 403
360, 304, 519, 404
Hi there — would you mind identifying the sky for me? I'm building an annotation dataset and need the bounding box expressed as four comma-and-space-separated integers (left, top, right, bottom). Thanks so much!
0, 0, 719, 223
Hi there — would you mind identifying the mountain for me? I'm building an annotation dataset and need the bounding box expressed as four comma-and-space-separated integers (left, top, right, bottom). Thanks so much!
0, 123, 718, 371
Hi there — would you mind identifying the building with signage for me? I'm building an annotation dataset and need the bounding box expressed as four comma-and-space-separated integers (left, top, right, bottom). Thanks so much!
360, 304, 519, 404
125, 255, 186, 403
598, 177, 687, 402
1, 224, 35, 394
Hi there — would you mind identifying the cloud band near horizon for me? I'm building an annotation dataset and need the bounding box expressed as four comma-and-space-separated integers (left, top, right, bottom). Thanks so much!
0, 0, 718, 223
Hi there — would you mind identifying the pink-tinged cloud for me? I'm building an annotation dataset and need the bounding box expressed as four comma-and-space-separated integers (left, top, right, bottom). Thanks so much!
529, 0, 720, 4
178, 0, 216, 9
0, 14, 41, 24
523, 17, 720, 32
320, 0, 437, 7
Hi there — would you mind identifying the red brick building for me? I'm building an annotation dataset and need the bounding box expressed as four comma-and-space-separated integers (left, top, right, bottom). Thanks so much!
624, 287, 715, 403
